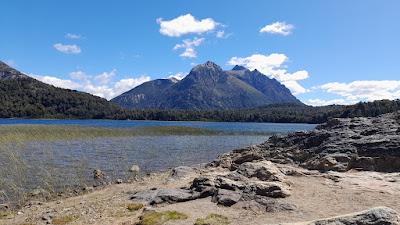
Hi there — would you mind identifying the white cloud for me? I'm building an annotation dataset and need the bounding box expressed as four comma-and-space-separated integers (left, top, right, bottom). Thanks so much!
65, 33, 82, 39
33, 70, 150, 100
168, 72, 186, 80
113, 77, 151, 95
69, 70, 89, 81
228, 53, 309, 95
216, 31, 225, 38
157, 14, 218, 37
304, 98, 350, 106
95, 69, 116, 85
216, 30, 231, 39
260, 22, 294, 36
316, 80, 400, 103
174, 37, 204, 58
32, 75, 81, 90
53, 43, 81, 54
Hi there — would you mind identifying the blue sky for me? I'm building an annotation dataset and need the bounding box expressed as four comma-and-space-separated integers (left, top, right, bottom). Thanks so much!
1, 0, 400, 105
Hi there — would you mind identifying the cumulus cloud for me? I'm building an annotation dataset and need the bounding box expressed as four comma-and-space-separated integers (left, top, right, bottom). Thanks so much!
65, 33, 82, 39
228, 53, 309, 95
33, 70, 150, 100
173, 37, 204, 58
32, 75, 81, 90
260, 22, 294, 36
317, 80, 400, 102
53, 43, 81, 54
157, 14, 218, 37
95, 69, 117, 85
168, 72, 186, 80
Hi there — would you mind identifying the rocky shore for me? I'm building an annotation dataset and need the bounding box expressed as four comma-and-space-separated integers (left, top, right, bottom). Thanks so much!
1, 112, 399, 225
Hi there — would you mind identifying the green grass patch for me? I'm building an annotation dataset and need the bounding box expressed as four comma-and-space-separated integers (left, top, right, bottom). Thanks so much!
0, 125, 219, 144
127, 202, 144, 211
137, 210, 188, 225
0, 210, 14, 219
194, 214, 230, 225
52, 215, 78, 225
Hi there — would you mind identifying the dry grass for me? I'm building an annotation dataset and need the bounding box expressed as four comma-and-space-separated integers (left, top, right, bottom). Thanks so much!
0, 125, 218, 145
137, 211, 188, 225
52, 215, 78, 225
127, 202, 144, 212
194, 214, 230, 225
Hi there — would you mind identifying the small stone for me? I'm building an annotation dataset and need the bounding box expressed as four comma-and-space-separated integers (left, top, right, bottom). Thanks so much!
116, 179, 123, 184
93, 169, 105, 180
129, 165, 140, 173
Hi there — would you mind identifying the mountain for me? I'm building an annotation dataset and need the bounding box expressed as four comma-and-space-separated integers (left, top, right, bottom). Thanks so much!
110, 78, 178, 109
112, 61, 302, 110
0, 61, 124, 118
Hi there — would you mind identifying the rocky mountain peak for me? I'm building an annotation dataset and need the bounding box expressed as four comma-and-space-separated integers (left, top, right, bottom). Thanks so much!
0, 61, 28, 79
191, 61, 223, 74
232, 65, 247, 71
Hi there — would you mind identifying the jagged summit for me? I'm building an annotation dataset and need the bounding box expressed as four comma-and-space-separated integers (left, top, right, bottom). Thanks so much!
232, 65, 247, 71
0, 61, 28, 79
190, 61, 223, 74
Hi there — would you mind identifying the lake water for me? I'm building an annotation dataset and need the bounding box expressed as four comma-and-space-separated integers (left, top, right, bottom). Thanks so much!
0, 119, 315, 206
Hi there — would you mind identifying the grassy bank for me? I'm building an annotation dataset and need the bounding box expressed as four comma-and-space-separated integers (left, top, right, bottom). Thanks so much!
0, 125, 219, 144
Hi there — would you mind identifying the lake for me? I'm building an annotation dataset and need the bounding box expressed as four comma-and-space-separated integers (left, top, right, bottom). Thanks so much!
0, 119, 315, 206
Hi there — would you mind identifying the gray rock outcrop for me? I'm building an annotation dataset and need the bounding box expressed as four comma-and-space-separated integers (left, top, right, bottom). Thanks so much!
214, 112, 400, 172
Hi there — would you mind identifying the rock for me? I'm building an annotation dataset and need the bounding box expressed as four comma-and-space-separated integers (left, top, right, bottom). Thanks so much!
93, 169, 105, 180
116, 179, 123, 184
279, 207, 400, 225
212, 189, 242, 206
131, 188, 198, 205
215, 176, 246, 191
131, 189, 158, 202
0, 204, 9, 211
29, 188, 51, 199
237, 161, 286, 182
82, 185, 94, 192
150, 188, 198, 205
129, 165, 140, 173
247, 181, 290, 198
214, 112, 400, 172
168, 166, 196, 181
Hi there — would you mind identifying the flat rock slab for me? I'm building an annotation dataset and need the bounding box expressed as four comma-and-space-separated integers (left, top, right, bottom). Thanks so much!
275, 207, 400, 225
130, 188, 199, 205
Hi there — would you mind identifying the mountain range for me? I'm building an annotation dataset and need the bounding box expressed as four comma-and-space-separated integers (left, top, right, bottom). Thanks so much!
111, 61, 301, 110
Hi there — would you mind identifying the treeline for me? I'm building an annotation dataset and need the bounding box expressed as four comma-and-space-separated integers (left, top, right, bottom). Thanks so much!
1, 78, 399, 123
123, 99, 400, 124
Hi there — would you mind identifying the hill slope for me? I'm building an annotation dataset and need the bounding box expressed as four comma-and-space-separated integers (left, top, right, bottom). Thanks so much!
112, 61, 302, 110
0, 61, 124, 118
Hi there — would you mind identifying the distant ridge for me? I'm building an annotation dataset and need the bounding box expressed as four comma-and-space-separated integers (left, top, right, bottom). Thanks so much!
112, 61, 302, 110
0, 61, 123, 118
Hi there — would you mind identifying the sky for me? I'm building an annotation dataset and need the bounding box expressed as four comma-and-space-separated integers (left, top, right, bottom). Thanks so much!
1, 0, 400, 105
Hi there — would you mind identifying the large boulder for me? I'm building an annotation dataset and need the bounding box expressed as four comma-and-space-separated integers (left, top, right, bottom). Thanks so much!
236, 161, 286, 182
